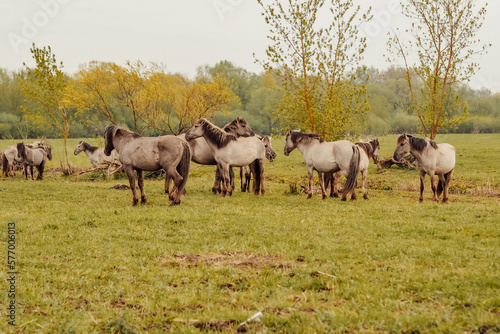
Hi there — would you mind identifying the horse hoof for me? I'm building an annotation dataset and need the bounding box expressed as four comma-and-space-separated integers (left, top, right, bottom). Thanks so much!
341, 197, 347, 202
322, 195, 327, 200
307, 194, 312, 199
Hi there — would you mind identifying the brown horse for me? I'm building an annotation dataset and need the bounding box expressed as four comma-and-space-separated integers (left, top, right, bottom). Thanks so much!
393, 133, 455, 203
104, 125, 191, 206
16, 142, 52, 180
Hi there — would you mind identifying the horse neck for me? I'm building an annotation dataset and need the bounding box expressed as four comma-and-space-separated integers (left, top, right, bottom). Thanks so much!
295, 139, 319, 155
202, 122, 234, 148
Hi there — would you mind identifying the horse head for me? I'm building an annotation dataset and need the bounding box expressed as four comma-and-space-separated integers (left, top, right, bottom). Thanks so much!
74, 141, 85, 155
261, 136, 277, 162
223, 117, 255, 137
104, 126, 117, 156
283, 130, 297, 156
393, 133, 410, 161
46, 146, 52, 161
16, 143, 25, 159
185, 119, 207, 140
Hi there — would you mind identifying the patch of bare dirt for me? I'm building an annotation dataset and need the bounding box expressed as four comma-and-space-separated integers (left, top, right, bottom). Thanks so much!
160, 252, 290, 270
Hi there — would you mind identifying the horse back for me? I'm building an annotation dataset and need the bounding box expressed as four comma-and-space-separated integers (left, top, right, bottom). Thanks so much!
435, 143, 456, 174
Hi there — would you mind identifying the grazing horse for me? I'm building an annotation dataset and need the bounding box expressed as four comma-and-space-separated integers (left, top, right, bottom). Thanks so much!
104, 125, 191, 206
178, 117, 256, 194
16, 142, 52, 180
240, 136, 277, 192
74, 140, 119, 167
283, 130, 360, 200
393, 133, 455, 203
329, 139, 380, 200
2, 141, 44, 177
185, 118, 266, 197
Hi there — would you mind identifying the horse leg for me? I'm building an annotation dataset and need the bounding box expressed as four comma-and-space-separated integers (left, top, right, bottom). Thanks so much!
229, 166, 235, 191
245, 168, 251, 192
166, 167, 184, 205
307, 166, 314, 199
429, 172, 438, 202
37, 161, 45, 180
419, 170, 426, 203
222, 164, 232, 197
29, 165, 34, 180
240, 167, 246, 192
319, 172, 327, 200
124, 166, 139, 206
361, 168, 368, 200
136, 169, 147, 204
332, 171, 341, 198
165, 173, 171, 195
442, 169, 453, 204
258, 159, 265, 196
212, 166, 222, 195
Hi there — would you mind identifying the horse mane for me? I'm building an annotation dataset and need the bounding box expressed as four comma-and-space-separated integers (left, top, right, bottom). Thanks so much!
356, 142, 374, 158
200, 119, 237, 148
291, 131, 323, 144
405, 135, 438, 152
16, 142, 26, 158
222, 117, 244, 132
82, 141, 99, 153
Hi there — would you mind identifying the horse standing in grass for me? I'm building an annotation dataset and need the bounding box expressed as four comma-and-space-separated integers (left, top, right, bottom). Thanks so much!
240, 136, 277, 192
328, 139, 380, 200
178, 117, 255, 194
16, 142, 52, 180
393, 133, 455, 203
104, 125, 191, 206
2, 141, 44, 177
185, 119, 266, 197
283, 130, 360, 201
74, 141, 119, 167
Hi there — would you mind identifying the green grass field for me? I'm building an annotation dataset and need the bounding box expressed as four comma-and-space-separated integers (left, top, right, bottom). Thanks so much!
0, 134, 499, 333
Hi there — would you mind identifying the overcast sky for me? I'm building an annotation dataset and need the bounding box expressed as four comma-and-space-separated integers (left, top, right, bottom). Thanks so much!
1, 0, 499, 92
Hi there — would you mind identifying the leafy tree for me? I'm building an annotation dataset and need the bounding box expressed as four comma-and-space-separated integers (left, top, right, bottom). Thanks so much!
256, 0, 371, 140
387, 0, 490, 139
22, 44, 71, 166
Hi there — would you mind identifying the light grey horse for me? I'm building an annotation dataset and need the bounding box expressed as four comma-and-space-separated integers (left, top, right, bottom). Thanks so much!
74, 140, 119, 167
393, 133, 455, 203
185, 119, 266, 197
283, 130, 360, 201
2, 141, 44, 177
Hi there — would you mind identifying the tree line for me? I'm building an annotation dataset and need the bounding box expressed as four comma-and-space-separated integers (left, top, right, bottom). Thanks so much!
0, 60, 499, 140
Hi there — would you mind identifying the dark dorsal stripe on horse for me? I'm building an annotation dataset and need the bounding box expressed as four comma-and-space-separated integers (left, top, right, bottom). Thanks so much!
291, 131, 323, 144
82, 141, 99, 153
200, 119, 237, 148
405, 135, 438, 151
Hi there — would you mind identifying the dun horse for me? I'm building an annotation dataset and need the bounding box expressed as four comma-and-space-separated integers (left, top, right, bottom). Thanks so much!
2, 141, 44, 177
185, 119, 266, 197
74, 140, 119, 167
283, 130, 360, 200
393, 133, 455, 203
240, 136, 277, 192
104, 126, 191, 206
178, 117, 257, 194
16, 142, 52, 180
328, 139, 380, 200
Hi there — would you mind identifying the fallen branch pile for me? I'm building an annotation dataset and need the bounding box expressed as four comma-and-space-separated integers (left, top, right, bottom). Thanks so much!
378, 154, 417, 169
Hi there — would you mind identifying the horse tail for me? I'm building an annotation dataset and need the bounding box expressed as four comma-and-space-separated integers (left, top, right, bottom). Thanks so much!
176, 141, 191, 193
341, 145, 360, 198
252, 159, 262, 194
437, 170, 452, 197
2, 152, 7, 176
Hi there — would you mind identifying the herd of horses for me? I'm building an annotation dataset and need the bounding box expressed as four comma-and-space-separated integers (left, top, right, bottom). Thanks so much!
1, 117, 456, 205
